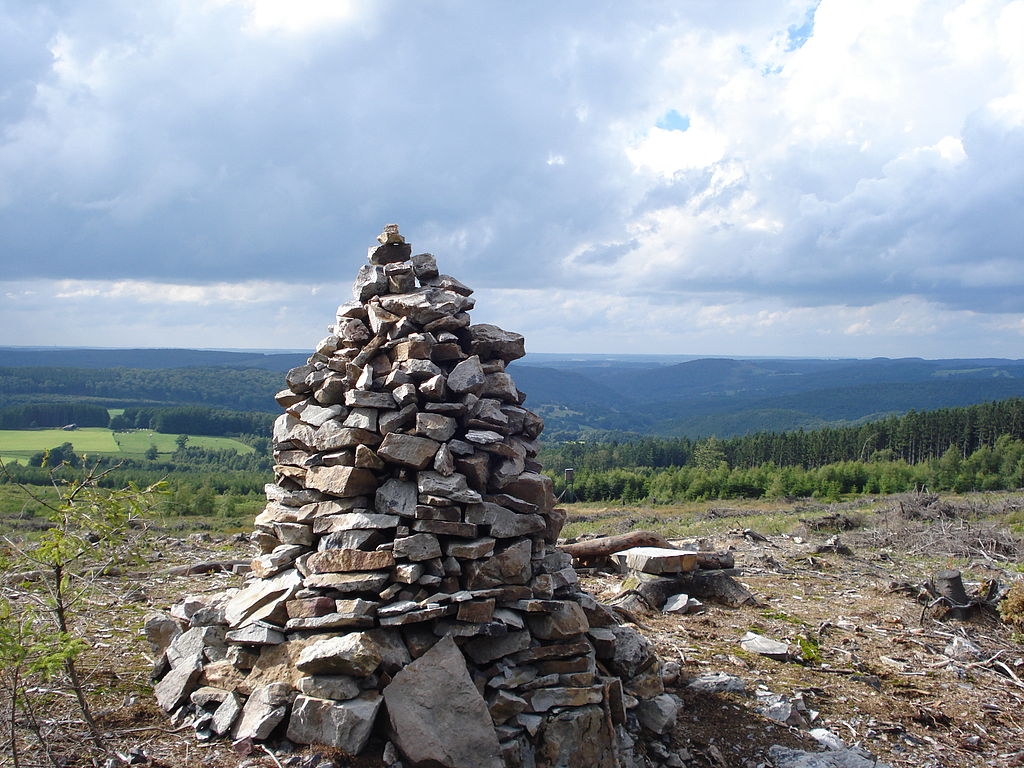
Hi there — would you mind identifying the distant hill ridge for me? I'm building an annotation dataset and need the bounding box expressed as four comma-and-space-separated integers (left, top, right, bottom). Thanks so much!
2, 347, 1023, 439
0, 347, 309, 370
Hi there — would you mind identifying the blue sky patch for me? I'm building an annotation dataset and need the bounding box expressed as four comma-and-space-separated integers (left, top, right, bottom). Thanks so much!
786, 2, 818, 51
656, 109, 690, 132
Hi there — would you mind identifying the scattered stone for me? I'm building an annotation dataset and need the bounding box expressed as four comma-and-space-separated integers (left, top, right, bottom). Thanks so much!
767, 744, 892, 768
740, 632, 792, 661
621, 546, 698, 575
635, 693, 680, 734
685, 672, 747, 694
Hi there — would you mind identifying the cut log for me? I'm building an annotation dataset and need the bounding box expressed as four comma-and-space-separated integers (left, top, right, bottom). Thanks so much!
560, 531, 671, 566
681, 570, 758, 608
161, 560, 250, 576
560, 532, 734, 570
693, 551, 734, 570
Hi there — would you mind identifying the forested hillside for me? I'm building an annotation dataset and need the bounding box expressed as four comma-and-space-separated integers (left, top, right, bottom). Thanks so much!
4, 348, 1023, 438
510, 355, 1024, 438
0, 366, 284, 411
538, 398, 1024, 503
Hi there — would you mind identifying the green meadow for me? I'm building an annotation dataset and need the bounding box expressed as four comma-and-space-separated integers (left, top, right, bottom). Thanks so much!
0, 427, 254, 464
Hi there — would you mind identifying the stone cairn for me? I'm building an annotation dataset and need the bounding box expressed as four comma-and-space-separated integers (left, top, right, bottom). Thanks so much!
149, 225, 679, 768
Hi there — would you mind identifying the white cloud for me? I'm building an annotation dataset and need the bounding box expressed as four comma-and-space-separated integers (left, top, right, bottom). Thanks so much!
220, 0, 364, 35
0, 0, 1022, 358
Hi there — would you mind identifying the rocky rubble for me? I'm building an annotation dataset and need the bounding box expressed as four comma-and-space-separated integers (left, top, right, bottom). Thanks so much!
149, 225, 679, 767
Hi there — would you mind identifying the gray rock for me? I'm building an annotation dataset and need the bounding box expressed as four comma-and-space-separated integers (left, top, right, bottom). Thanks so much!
154, 658, 202, 711
376, 478, 419, 517
767, 744, 892, 768
534, 705, 618, 768
393, 533, 442, 561
303, 571, 391, 593
415, 412, 457, 441
294, 403, 344, 427
296, 632, 383, 676
623, 546, 698, 575
525, 601, 589, 640
379, 288, 472, 325
296, 671, 360, 704
343, 407, 379, 431
144, 612, 182, 657
392, 382, 418, 406
224, 623, 285, 646
384, 635, 503, 768
411, 252, 438, 278
312, 511, 398, 533
211, 692, 242, 736
465, 502, 545, 539
445, 537, 496, 560
377, 433, 440, 469
525, 685, 604, 712
353, 264, 387, 300
234, 682, 292, 741
305, 548, 395, 573
448, 355, 486, 394
607, 625, 654, 679
498, 471, 555, 514
167, 626, 226, 668
286, 693, 383, 752
417, 471, 482, 503
685, 671, 746, 694
635, 693, 679, 734
305, 466, 378, 497
740, 632, 792, 660
433, 442, 456, 475
250, 544, 306, 578
482, 372, 520, 402
345, 390, 397, 408
418, 373, 447, 400
463, 540, 533, 589
336, 316, 371, 344
465, 324, 526, 362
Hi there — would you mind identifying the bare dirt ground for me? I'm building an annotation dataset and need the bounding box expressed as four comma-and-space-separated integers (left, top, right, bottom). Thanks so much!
4, 493, 1023, 768
577, 494, 1024, 768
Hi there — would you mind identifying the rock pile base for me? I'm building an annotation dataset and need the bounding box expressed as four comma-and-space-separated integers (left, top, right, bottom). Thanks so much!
149, 226, 677, 767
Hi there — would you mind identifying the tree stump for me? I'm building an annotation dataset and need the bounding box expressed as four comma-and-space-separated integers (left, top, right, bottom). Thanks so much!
931, 568, 971, 619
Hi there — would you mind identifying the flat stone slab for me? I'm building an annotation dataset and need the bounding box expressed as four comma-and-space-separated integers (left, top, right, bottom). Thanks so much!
383, 635, 503, 768
740, 632, 792, 661
621, 546, 698, 575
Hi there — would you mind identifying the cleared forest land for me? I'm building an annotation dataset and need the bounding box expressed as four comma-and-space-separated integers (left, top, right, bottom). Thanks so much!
1, 491, 1022, 768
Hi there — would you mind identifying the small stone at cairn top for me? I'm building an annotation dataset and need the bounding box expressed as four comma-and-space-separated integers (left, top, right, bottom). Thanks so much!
150, 226, 671, 768
377, 223, 405, 245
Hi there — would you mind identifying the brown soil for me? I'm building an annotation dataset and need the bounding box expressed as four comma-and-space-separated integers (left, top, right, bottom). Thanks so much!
578, 521, 1024, 768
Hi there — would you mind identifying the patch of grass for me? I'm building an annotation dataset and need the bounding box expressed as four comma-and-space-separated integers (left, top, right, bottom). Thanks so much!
0, 428, 255, 462
0, 427, 120, 456
761, 609, 808, 627
796, 635, 822, 664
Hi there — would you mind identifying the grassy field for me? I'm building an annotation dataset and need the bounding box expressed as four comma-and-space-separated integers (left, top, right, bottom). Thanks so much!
0, 427, 254, 463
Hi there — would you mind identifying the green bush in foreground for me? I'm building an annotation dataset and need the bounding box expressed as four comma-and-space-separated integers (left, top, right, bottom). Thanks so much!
0, 459, 161, 767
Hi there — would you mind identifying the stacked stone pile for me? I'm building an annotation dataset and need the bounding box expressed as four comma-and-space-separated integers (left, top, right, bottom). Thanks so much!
149, 226, 679, 768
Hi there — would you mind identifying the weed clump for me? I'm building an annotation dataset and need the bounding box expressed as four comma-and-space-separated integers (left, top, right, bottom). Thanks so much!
998, 580, 1024, 628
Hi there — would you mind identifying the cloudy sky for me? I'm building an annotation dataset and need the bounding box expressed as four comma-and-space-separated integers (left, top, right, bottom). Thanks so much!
1, 0, 1022, 359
